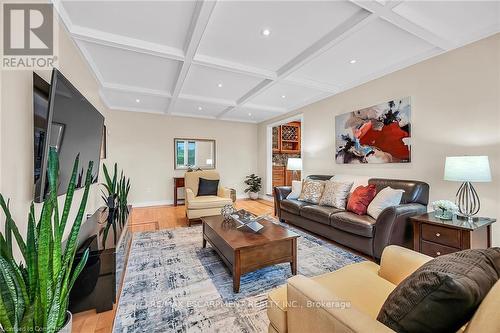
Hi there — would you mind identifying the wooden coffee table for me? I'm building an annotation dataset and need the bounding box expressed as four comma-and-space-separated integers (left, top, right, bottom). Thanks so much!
201, 215, 299, 292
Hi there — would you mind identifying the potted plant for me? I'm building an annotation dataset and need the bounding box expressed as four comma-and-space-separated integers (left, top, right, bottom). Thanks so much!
432, 200, 458, 220
0, 147, 92, 333
244, 174, 262, 200
101, 164, 131, 248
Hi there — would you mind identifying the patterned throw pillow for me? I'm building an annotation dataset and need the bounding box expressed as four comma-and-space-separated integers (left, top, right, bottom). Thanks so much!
298, 180, 325, 204
319, 181, 353, 209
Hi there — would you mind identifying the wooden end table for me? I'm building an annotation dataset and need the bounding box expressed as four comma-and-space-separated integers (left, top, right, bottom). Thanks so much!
411, 212, 496, 258
201, 215, 299, 293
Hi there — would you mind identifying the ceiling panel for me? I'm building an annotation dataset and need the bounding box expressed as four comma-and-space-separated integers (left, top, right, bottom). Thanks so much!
198, 1, 363, 71
102, 88, 169, 114
181, 64, 263, 102
221, 106, 284, 123
171, 98, 228, 118
393, 1, 500, 44
248, 82, 326, 109
79, 41, 181, 92
289, 18, 437, 87
62, 1, 196, 49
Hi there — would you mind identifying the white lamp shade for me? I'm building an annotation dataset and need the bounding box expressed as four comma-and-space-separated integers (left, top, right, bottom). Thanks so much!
287, 158, 302, 171
444, 156, 491, 182
206, 158, 213, 165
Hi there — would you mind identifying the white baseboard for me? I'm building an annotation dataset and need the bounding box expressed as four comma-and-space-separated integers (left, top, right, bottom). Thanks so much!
131, 200, 174, 208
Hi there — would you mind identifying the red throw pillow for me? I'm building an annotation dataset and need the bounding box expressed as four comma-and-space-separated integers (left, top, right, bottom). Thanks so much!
347, 184, 377, 215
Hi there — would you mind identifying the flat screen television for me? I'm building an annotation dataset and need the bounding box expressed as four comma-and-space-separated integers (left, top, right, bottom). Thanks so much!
34, 69, 104, 202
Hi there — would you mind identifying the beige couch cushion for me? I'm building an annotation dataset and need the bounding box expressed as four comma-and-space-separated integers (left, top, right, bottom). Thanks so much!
187, 195, 232, 209
185, 170, 220, 196
268, 286, 288, 333
313, 261, 396, 318
464, 279, 500, 333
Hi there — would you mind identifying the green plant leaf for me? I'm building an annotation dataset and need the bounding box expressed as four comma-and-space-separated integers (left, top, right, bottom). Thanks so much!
26, 203, 37, 301
0, 195, 26, 261
59, 153, 80, 238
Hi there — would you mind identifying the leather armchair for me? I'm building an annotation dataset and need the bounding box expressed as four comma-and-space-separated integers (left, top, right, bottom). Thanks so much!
184, 170, 233, 226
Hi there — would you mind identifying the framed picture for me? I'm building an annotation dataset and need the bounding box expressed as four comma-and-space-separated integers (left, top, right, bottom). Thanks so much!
335, 97, 411, 164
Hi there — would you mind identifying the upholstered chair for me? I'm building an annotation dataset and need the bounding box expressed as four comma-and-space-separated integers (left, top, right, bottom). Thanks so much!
184, 170, 232, 226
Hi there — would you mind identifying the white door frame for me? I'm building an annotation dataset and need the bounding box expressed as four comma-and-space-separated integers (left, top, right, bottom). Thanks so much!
266, 114, 304, 195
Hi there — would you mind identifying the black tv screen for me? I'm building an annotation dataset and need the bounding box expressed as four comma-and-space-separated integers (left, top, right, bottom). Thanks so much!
34, 69, 104, 203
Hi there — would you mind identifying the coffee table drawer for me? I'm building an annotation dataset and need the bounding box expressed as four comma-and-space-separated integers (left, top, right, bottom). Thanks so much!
204, 224, 234, 265
421, 223, 461, 248
240, 239, 292, 273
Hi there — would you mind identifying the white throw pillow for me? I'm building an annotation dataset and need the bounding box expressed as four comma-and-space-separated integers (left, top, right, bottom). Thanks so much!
319, 180, 353, 209
286, 180, 303, 200
367, 187, 405, 219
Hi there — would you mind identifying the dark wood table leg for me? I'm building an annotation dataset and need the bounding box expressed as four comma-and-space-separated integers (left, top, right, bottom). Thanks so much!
202, 237, 206, 248
290, 238, 297, 275
174, 183, 178, 206
233, 250, 241, 293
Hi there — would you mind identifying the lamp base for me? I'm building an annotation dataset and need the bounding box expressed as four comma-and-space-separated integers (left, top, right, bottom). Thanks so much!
455, 181, 480, 219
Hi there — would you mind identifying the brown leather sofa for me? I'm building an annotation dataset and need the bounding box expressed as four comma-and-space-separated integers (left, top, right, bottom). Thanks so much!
274, 175, 429, 259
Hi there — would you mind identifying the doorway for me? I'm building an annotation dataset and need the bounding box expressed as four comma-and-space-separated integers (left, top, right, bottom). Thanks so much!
265, 114, 303, 196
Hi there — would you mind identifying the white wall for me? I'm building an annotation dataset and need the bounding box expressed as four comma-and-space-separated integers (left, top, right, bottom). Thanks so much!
258, 33, 500, 246
105, 111, 258, 206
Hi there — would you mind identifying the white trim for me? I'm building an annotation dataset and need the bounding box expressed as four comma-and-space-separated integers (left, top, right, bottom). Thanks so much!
131, 200, 174, 208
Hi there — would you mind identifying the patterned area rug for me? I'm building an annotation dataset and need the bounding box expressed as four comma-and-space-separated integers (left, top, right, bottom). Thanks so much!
113, 221, 364, 333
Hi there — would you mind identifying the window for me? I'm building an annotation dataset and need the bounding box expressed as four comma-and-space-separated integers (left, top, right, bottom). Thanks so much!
174, 138, 216, 170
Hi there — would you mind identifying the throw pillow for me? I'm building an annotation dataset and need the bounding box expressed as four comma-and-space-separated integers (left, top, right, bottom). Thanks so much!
319, 180, 353, 209
367, 186, 405, 219
286, 180, 303, 200
197, 178, 219, 196
298, 180, 325, 204
377, 248, 500, 333
346, 184, 377, 215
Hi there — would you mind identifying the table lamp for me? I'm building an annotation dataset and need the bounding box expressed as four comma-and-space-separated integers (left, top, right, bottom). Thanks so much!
444, 156, 491, 220
287, 158, 302, 181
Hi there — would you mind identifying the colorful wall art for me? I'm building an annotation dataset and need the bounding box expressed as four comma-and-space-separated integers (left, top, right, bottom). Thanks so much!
335, 97, 411, 164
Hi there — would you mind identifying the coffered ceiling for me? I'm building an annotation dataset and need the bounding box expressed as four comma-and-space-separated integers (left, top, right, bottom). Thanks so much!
54, 0, 500, 123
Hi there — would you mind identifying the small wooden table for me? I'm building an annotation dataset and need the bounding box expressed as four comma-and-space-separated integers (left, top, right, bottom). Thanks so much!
411, 212, 496, 258
173, 177, 184, 206
201, 215, 299, 292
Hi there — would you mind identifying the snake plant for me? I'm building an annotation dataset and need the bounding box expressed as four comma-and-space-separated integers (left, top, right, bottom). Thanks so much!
0, 147, 92, 333
101, 164, 130, 247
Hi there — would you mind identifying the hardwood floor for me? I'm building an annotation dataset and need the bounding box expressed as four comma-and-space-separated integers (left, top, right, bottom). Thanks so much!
71, 199, 274, 333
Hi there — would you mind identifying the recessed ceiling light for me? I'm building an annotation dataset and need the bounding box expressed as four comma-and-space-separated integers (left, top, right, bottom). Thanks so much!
217, 83, 223, 88
281, 95, 286, 99
248, 112, 252, 116
135, 99, 140, 103
349, 59, 357, 64
261, 28, 271, 37
198, 106, 203, 111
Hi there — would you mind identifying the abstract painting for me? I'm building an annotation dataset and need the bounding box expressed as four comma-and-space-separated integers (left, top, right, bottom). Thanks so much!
335, 97, 411, 164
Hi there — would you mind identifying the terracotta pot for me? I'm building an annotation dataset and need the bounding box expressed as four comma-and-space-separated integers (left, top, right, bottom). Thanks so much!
249, 192, 259, 200
58, 311, 72, 333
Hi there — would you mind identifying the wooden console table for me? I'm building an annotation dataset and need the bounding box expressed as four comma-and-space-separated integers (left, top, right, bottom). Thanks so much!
173, 177, 185, 206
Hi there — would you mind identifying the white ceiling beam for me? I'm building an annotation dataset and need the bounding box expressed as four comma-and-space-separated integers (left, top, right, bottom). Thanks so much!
283, 77, 339, 93
350, 0, 454, 50
178, 93, 235, 107
216, 8, 373, 118
166, 0, 218, 114
193, 54, 277, 80
71, 25, 185, 61
102, 82, 171, 98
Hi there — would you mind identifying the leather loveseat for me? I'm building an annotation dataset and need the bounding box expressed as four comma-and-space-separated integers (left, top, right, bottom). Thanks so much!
274, 175, 429, 259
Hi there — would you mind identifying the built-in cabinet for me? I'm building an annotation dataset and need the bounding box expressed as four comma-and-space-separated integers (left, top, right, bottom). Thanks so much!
273, 166, 301, 188
273, 122, 301, 154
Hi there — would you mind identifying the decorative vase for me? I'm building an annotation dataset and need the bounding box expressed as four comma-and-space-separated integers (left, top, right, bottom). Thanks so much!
434, 208, 453, 220
249, 192, 259, 200
58, 311, 72, 333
